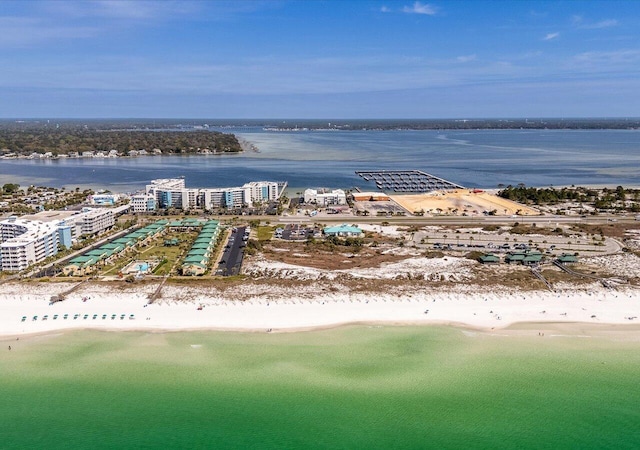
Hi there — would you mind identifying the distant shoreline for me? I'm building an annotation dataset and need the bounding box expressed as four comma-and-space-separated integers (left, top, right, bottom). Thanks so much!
4, 118, 640, 132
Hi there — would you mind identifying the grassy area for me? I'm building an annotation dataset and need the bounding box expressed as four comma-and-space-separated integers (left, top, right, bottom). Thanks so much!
257, 225, 275, 241
98, 230, 197, 277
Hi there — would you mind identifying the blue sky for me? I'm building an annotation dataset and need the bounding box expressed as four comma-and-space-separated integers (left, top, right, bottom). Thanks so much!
1, 0, 639, 118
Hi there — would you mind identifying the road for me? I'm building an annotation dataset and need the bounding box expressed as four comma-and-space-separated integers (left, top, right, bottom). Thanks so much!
218, 226, 246, 276
279, 214, 639, 226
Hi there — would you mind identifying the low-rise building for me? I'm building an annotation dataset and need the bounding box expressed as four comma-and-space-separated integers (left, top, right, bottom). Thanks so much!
505, 250, 543, 265
304, 188, 347, 206
323, 224, 363, 238
556, 253, 578, 264
88, 193, 121, 206
479, 253, 500, 264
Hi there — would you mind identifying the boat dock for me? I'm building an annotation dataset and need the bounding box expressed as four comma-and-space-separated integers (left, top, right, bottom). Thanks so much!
355, 170, 464, 192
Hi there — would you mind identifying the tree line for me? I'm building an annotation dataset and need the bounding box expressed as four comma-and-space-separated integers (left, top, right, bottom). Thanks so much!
498, 185, 640, 212
0, 127, 242, 155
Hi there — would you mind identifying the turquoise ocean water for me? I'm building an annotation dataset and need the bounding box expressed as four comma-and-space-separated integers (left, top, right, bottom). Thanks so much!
2, 326, 640, 449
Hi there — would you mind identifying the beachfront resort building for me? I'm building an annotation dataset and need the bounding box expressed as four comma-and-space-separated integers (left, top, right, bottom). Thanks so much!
0, 206, 128, 272
140, 178, 287, 212
304, 188, 347, 206
0, 217, 66, 272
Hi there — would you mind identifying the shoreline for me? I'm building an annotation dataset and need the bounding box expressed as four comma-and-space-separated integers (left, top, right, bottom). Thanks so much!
4, 320, 640, 343
2, 282, 639, 339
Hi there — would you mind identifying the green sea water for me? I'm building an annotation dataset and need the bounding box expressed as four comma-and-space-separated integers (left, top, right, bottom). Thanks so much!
2, 326, 640, 449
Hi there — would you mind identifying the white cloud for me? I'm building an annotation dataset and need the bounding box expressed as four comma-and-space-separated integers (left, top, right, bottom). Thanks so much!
0, 17, 97, 47
456, 54, 477, 63
403, 2, 437, 15
573, 49, 640, 65
584, 19, 618, 29
380, 6, 391, 13
571, 15, 618, 29
543, 32, 560, 41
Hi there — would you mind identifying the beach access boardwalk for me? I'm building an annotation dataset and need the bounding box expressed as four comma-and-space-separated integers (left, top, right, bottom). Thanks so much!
552, 259, 624, 289
356, 170, 464, 192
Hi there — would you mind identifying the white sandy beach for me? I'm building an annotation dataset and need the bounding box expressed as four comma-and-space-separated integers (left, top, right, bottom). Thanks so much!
3, 246, 640, 337
1, 280, 639, 337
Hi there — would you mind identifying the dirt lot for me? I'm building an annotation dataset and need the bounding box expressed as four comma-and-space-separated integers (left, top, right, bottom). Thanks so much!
390, 190, 539, 216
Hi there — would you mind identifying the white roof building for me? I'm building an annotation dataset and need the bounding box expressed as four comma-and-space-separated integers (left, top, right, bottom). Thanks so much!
0, 218, 60, 272
304, 188, 347, 206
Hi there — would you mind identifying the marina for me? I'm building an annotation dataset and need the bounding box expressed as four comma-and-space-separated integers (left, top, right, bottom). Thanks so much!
356, 170, 465, 192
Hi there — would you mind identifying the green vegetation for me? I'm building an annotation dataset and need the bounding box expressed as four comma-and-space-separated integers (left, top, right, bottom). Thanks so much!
257, 226, 275, 241
312, 235, 364, 251
498, 185, 640, 212
2, 183, 20, 194
0, 122, 242, 155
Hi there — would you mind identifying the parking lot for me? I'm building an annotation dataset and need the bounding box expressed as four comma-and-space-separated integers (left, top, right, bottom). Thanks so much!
412, 229, 619, 256
275, 224, 322, 241
217, 226, 248, 276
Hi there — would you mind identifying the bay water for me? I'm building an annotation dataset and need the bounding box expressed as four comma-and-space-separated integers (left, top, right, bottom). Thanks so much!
1, 129, 639, 191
